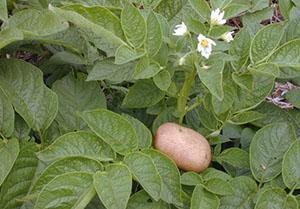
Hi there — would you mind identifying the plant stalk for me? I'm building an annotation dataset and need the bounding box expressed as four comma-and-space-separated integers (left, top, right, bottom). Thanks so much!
177, 67, 197, 124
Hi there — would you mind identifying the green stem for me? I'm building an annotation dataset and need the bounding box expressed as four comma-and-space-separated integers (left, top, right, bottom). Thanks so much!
177, 67, 197, 124
288, 184, 297, 195
0, 132, 6, 140
186, 97, 203, 112
258, 179, 264, 189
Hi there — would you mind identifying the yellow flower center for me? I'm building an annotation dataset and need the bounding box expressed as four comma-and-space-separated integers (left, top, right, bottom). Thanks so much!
201, 39, 209, 48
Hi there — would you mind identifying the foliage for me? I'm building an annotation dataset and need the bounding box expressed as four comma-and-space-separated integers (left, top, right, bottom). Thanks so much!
0, 0, 300, 209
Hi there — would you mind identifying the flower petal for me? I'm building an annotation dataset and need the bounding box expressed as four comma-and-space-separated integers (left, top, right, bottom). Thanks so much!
197, 34, 205, 42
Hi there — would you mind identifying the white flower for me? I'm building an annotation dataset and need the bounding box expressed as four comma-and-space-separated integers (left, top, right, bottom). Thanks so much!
221, 31, 234, 42
179, 56, 186, 65
48, 3, 54, 10
197, 34, 216, 59
211, 8, 226, 25
173, 22, 188, 36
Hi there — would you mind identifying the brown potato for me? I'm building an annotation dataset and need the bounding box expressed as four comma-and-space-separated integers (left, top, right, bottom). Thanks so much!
154, 122, 211, 173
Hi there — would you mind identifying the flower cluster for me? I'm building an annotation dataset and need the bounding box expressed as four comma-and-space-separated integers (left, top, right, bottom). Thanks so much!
173, 8, 234, 60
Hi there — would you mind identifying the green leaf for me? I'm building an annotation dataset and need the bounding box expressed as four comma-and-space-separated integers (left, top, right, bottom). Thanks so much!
50, 6, 126, 46
284, 88, 300, 109
196, 60, 225, 100
250, 0, 269, 12
187, 102, 221, 131
37, 131, 115, 162
8, 9, 69, 37
224, 3, 250, 19
0, 0, 7, 22
222, 123, 243, 139
153, 70, 172, 91
121, 1, 146, 48
268, 39, 300, 67
229, 111, 265, 125
0, 140, 38, 209
232, 71, 253, 90
278, 67, 300, 79
282, 140, 300, 189
32, 157, 103, 194
184, 16, 207, 36
0, 138, 19, 187
34, 26, 86, 53
0, 59, 58, 133
220, 176, 258, 209
216, 148, 250, 169
122, 114, 152, 149
188, 0, 211, 20
152, 107, 177, 133
292, 0, 300, 7
153, 44, 169, 69
155, 13, 170, 38
115, 45, 145, 65
282, 17, 300, 43
154, 0, 188, 21
85, 196, 106, 209
205, 178, 234, 196
87, 58, 136, 83
63, 4, 124, 39
0, 28, 23, 50
211, 0, 231, 9
212, 79, 237, 115
181, 172, 203, 186
229, 28, 251, 71
242, 7, 273, 36
250, 63, 280, 77
240, 128, 255, 151
232, 70, 274, 113
46, 51, 86, 65
133, 60, 162, 79
124, 152, 161, 201
81, 30, 115, 58
254, 102, 300, 136
52, 74, 106, 132
34, 172, 96, 209
13, 114, 30, 140
146, 11, 163, 57
122, 79, 165, 108
250, 123, 296, 182
250, 23, 284, 64
278, 0, 293, 19
26, 0, 49, 8
93, 164, 132, 209
290, 6, 300, 19
127, 190, 170, 209
142, 149, 182, 206
79, 109, 138, 155
41, 120, 61, 145
209, 25, 233, 39
201, 168, 232, 182
0, 88, 14, 138
50, 0, 122, 7
264, 174, 286, 189
255, 188, 298, 209
190, 184, 220, 209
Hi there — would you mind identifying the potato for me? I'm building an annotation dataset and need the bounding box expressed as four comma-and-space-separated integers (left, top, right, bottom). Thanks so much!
154, 122, 211, 172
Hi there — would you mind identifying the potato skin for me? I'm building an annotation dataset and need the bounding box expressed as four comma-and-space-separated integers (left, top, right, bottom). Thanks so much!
154, 122, 211, 173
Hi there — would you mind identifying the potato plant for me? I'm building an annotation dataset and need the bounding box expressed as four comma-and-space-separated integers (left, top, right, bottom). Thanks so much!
0, 0, 300, 209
